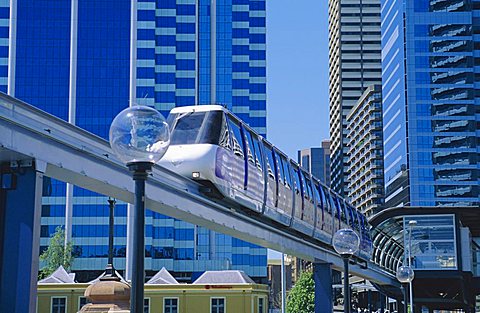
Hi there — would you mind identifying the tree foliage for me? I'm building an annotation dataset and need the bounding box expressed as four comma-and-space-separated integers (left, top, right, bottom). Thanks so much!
286, 271, 315, 313
39, 226, 74, 279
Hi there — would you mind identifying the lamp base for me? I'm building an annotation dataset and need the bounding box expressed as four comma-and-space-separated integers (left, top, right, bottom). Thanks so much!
126, 161, 154, 173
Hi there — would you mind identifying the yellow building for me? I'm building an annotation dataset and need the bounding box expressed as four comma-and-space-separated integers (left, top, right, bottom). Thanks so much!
37, 267, 269, 313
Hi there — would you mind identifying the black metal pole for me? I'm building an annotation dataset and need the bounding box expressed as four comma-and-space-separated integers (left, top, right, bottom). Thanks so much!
107, 197, 116, 266
128, 162, 152, 313
402, 284, 408, 313
343, 256, 350, 313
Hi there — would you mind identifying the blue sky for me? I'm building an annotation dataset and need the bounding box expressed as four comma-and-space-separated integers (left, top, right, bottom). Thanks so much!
266, 0, 330, 158
265, 1, 330, 258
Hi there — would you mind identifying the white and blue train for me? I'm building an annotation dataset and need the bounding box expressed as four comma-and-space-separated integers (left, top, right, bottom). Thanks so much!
159, 105, 373, 260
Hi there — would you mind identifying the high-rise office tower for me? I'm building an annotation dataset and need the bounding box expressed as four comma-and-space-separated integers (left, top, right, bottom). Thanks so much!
347, 85, 384, 216
4, 0, 267, 281
328, 0, 382, 197
381, 0, 479, 207
297, 140, 331, 186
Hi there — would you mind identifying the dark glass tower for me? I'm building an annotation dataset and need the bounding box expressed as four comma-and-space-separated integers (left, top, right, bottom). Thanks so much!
381, 0, 479, 207
5, 0, 267, 281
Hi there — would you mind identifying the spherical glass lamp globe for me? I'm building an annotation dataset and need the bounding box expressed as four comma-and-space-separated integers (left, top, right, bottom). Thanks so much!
333, 228, 360, 256
109, 105, 170, 164
396, 265, 414, 283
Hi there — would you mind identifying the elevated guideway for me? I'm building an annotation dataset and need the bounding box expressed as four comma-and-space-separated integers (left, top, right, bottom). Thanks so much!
0, 93, 398, 311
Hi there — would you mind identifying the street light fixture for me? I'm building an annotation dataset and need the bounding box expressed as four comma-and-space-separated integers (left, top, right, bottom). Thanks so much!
333, 228, 360, 313
109, 105, 170, 313
396, 265, 414, 313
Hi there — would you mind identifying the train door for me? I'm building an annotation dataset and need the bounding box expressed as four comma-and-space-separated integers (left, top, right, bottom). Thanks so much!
312, 180, 329, 243
242, 128, 264, 212
290, 164, 304, 233
274, 150, 293, 225
329, 193, 341, 233
338, 199, 349, 230
359, 215, 373, 257
226, 117, 245, 195
300, 170, 315, 236
251, 134, 266, 211
319, 185, 333, 237
262, 143, 278, 216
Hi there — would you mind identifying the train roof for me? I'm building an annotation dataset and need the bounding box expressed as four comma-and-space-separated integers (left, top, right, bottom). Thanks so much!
169, 104, 227, 114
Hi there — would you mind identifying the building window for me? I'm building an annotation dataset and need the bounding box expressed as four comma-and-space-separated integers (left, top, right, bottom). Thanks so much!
78, 297, 90, 310
258, 297, 265, 313
211, 298, 225, 313
406, 215, 457, 270
144, 298, 150, 313
51, 297, 66, 313
164, 298, 178, 313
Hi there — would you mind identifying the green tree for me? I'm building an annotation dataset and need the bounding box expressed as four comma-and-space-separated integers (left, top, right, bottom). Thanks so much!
286, 271, 315, 313
39, 226, 74, 279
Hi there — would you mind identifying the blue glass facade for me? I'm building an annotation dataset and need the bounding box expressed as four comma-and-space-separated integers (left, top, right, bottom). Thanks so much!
6, 0, 267, 281
381, 0, 479, 207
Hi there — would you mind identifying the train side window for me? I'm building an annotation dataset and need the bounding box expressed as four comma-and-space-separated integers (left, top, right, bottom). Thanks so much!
320, 185, 330, 213
292, 166, 302, 195
329, 194, 339, 218
281, 157, 292, 189
263, 145, 276, 180
306, 178, 314, 203
351, 206, 360, 231
299, 171, 311, 201
313, 182, 322, 209
274, 152, 286, 186
244, 130, 256, 165
228, 118, 244, 159
219, 113, 231, 150
251, 135, 263, 171
345, 204, 353, 227
339, 200, 348, 225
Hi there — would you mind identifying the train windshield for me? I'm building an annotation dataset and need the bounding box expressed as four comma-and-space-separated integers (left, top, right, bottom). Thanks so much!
167, 111, 225, 145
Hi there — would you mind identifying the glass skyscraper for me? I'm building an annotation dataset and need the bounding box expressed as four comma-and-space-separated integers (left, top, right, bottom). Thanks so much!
381, 0, 479, 207
297, 140, 331, 187
4, 0, 267, 282
328, 0, 382, 197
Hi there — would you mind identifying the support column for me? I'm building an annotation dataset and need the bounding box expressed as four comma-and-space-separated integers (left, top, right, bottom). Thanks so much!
314, 262, 333, 313
0, 162, 44, 313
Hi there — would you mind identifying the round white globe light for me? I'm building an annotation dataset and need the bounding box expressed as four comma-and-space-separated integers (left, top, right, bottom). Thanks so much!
109, 105, 170, 164
396, 265, 414, 283
333, 228, 360, 256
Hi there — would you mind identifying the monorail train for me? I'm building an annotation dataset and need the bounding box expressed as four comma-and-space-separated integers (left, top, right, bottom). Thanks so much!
159, 105, 373, 259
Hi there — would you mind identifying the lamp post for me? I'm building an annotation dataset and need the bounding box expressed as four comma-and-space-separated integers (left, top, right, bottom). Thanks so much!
109, 105, 170, 313
333, 229, 360, 313
396, 265, 414, 313
106, 197, 116, 277
407, 220, 417, 313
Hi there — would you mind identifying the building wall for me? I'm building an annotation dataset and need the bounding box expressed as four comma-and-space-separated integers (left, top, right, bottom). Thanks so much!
381, 0, 479, 207
328, 0, 382, 197
347, 85, 384, 216
37, 283, 269, 313
4, 0, 267, 280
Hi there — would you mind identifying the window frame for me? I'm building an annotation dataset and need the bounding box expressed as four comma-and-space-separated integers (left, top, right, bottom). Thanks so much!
210, 297, 226, 313
227, 115, 245, 160
78, 296, 89, 311
263, 142, 276, 180
258, 297, 266, 313
50, 296, 67, 313
163, 297, 179, 313
144, 297, 150, 313
243, 128, 256, 166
